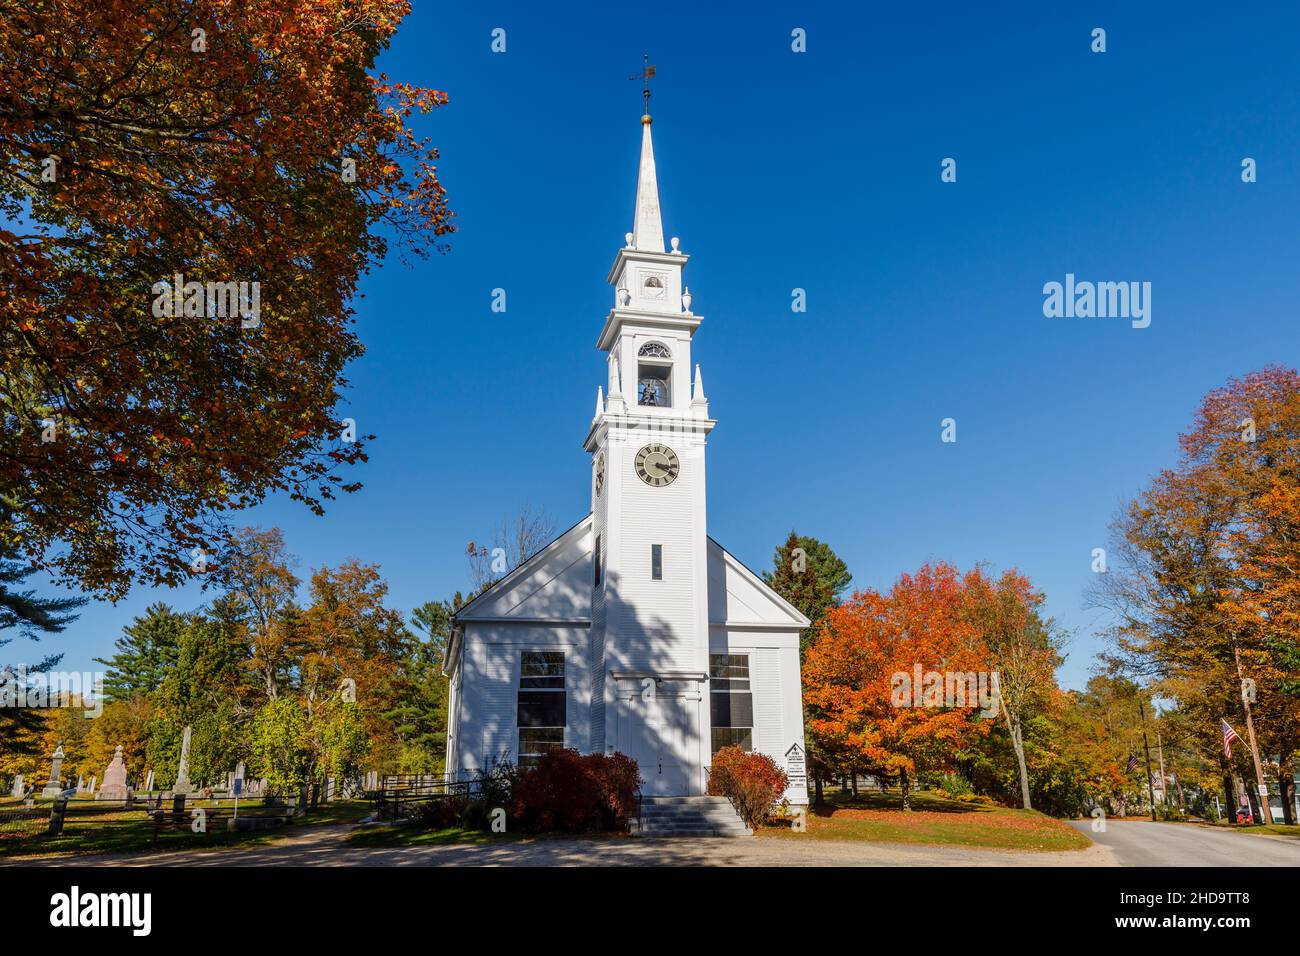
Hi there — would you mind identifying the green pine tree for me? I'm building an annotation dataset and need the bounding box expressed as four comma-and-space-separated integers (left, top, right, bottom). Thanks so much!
94, 602, 186, 702
762, 531, 852, 646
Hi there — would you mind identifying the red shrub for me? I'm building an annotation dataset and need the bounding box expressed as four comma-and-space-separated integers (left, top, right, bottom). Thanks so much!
707, 746, 789, 827
511, 749, 641, 833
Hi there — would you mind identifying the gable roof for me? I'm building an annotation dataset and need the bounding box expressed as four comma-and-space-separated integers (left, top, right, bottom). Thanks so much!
707, 537, 811, 629
455, 514, 594, 623
443, 516, 808, 676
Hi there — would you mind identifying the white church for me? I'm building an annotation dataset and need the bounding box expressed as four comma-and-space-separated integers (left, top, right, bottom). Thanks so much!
443, 101, 809, 806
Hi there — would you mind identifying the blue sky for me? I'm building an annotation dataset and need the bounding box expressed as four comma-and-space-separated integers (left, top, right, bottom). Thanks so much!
34, 2, 1300, 689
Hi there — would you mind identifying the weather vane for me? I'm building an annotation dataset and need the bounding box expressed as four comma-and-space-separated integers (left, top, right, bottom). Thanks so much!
630, 53, 656, 117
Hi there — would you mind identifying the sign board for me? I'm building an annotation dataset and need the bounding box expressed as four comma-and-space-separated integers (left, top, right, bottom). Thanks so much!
785, 742, 807, 789
233, 777, 243, 796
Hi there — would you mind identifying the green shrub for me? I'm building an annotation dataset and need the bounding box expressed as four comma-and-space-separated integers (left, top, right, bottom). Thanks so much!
707, 747, 788, 827
935, 773, 974, 798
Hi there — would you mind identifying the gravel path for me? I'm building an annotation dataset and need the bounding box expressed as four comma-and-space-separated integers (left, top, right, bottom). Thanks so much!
7, 824, 1117, 867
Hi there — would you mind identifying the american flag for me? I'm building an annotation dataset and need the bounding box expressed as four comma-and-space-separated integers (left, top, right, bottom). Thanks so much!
1125, 753, 1140, 773
1222, 719, 1241, 758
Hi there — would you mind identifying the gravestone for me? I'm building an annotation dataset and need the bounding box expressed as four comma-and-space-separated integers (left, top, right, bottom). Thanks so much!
172, 725, 194, 795
10, 774, 23, 798
325, 777, 335, 801
41, 741, 66, 797
144, 769, 155, 792
76, 774, 85, 793
98, 744, 131, 800
88, 775, 96, 793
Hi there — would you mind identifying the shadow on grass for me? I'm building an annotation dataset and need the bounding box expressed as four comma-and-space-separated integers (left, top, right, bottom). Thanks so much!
0, 799, 374, 860
813, 790, 1000, 816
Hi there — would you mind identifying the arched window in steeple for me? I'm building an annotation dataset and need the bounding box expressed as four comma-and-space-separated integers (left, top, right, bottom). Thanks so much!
637, 341, 672, 407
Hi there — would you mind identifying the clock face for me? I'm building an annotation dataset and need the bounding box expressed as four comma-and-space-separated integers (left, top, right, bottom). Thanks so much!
635, 444, 680, 487
594, 452, 605, 496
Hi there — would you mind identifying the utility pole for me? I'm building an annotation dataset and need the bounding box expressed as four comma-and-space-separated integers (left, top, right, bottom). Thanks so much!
1231, 635, 1275, 825
1156, 731, 1169, 808
1139, 699, 1158, 822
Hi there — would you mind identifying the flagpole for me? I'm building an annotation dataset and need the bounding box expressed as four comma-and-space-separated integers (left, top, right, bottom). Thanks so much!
1232, 636, 1275, 825
1139, 699, 1157, 822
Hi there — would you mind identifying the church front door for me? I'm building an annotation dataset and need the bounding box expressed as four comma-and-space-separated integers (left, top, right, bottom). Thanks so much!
615, 680, 700, 796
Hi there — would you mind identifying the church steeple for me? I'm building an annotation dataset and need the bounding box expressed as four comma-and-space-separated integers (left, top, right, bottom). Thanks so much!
631, 114, 665, 253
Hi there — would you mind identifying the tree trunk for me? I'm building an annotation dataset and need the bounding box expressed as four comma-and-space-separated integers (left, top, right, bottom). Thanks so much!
851, 774, 858, 798
899, 768, 911, 811
813, 772, 824, 807
1221, 763, 1235, 824
1279, 756, 1295, 826
1007, 712, 1032, 810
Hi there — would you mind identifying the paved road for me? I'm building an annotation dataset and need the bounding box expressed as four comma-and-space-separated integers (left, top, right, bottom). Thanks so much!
6, 824, 1116, 868
1067, 819, 1300, 866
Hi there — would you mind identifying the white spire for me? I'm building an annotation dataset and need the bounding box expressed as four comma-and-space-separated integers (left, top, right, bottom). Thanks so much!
692, 364, 706, 402
595, 385, 604, 420
631, 115, 665, 253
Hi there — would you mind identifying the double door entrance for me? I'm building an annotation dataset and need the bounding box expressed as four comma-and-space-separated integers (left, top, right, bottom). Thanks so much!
614, 679, 702, 796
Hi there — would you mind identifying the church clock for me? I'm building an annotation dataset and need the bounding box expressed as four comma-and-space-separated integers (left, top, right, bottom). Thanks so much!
634, 443, 680, 487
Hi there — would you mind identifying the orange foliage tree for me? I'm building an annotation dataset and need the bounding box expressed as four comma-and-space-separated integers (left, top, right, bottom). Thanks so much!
803, 563, 993, 810
1, 0, 453, 598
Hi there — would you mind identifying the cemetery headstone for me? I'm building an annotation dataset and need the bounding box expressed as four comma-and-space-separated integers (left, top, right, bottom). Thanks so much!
11, 774, 24, 798
41, 741, 66, 797
98, 744, 131, 800
172, 724, 194, 795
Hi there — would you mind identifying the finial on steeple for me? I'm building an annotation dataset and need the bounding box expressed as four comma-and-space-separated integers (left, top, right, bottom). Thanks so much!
692, 364, 706, 402
632, 53, 656, 123
629, 58, 665, 254
595, 385, 604, 420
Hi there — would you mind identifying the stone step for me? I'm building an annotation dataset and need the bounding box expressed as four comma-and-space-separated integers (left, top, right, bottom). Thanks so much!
639, 812, 749, 823
633, 826, 754, 838
632, 794, 752, 838
640, 796, 732, 806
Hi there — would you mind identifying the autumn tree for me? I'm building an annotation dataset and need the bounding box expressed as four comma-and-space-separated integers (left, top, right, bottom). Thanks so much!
0, 0, 454, 599
1095, 367, 1300, 820
221, 526, 301, 700
962, 567, 1064, 810
804, 563, 992, 810
295, 559, 413, 770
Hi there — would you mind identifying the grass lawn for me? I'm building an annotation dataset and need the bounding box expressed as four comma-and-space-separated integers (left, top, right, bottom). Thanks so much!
0, 798, 373, 860
1199, 821, 1300, 839
757, 790, 1091, 852
345, 823, 518, 848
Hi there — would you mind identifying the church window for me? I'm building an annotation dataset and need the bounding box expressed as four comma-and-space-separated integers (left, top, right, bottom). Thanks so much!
638, 341, 672, 359
709, 654, 754, 754
651, 544, 663, 580
518, 651, 565, 768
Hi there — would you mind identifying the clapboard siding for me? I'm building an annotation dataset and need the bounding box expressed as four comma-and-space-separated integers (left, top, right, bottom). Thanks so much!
753, 647, 784, 759
453, 624, 590, 774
